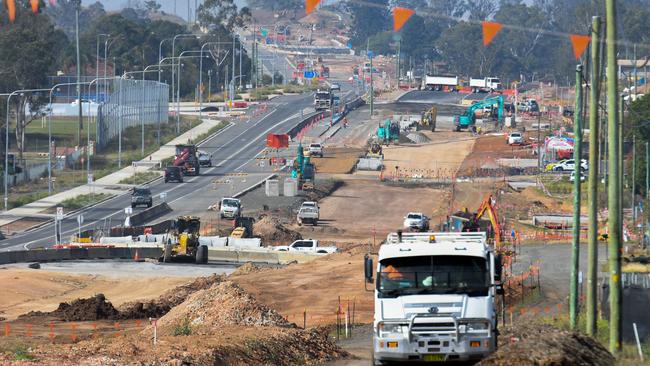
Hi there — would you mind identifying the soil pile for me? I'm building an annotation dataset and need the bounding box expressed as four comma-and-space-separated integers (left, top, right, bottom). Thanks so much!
118, 274, 224, 318
19, 294, 120, 321
231, 262, 265, 276
254, 214, 302, 245
478, 324, 614, 366
153, 281, 292, 334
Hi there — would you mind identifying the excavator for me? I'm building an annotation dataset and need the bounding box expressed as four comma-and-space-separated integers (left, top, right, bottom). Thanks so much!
367, 140, 384, 159
462, 194, 502, 248
453, 95, 504, 132
162, 216, 207, 264
420, 106, 437, 131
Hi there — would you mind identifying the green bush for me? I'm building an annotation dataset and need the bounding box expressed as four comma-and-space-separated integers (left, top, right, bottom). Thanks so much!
172, 317, 192, 336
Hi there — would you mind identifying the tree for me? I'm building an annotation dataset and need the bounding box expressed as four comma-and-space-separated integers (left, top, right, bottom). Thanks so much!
347, 0, 390, 48
144, 1, 162, 13
0, 4, 67, 161
435, 22, 501, 76
197, 0, 251, 32
44, 0, 106, 40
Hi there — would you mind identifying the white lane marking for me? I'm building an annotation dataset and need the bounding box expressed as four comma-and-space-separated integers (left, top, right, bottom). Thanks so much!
215, 110, 277, 167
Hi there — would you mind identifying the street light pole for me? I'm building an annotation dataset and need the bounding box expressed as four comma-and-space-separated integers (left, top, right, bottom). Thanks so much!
96, 34, 110, 104
74, 0, 83, 146
171, 34, 199, 132
158, 38, 170, 83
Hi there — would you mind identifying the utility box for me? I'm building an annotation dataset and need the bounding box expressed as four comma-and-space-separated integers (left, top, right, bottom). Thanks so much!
284, 178, 298, 197
265, 179, 279, 197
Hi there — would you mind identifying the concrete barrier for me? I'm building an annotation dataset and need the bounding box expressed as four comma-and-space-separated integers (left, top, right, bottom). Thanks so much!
129, 203, 173, 227
0, 247, 162, 265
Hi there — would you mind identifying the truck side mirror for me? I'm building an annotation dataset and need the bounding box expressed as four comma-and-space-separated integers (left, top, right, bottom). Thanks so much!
364, 255, 374, 284
494, 253, 503, 282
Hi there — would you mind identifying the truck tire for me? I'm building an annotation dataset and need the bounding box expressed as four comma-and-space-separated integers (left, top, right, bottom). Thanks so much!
313, 221, 317, 226
195, 245, 208, 264
163, 243, 173, 263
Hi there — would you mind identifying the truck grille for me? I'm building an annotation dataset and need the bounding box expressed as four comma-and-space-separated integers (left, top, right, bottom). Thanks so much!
412, 322, 456, 332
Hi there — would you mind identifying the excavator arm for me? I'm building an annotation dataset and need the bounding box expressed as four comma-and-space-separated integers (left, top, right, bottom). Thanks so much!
476, 194, 502, 247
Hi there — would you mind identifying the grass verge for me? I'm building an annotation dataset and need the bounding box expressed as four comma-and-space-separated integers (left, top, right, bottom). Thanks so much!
118, 171, 161, 185
51, 193, 113, 213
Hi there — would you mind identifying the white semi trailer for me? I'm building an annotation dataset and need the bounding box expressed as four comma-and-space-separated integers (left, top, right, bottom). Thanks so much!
422, 75, 459, 91
364, 231, 503, 364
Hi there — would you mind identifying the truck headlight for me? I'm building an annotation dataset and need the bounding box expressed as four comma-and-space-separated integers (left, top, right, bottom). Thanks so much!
465, 321, 489, 332
378, 322, 406, 337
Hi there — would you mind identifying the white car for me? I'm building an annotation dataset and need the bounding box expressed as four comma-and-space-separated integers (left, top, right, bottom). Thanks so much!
508, 132, 523, 145
309, 143, 323, 157
569, 170, 586, 182
219, 197, 242, 219
273, 239, 338, 254
553, 159, 588, 172
403, 212, 430, 232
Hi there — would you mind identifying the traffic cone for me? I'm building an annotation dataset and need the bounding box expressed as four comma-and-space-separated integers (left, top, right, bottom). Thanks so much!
133, 249, 141, 262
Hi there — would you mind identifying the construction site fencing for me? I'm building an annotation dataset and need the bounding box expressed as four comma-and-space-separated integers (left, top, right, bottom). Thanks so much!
96, 79, 169, 152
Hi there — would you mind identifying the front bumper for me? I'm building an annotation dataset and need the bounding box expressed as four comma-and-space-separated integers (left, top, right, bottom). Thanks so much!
222, 210, 238, 218
374, 334, 493, 362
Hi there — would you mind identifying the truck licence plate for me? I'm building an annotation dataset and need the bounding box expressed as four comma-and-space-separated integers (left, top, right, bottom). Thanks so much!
423, 354, 445, 362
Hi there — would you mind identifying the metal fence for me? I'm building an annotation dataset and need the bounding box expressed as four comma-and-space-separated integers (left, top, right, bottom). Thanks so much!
96, 79, 169, 151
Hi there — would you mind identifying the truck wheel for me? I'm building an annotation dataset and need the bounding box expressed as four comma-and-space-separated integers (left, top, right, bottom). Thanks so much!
195, 245, 208, 264
131, 204, 136, 208
456, 125, 461, 132
163, 243, 173, 263
313, 221, 318, 226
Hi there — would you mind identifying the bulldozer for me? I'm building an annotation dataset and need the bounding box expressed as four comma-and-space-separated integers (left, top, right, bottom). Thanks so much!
162, 216, 207, 264
420, 106, 437, 131
230, 216, 255, 238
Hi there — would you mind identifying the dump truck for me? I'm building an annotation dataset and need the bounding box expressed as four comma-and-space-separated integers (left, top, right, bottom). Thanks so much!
162, 216, 207, 264
469, 77, 501, 93
365, 231, 503, 364
174, 144, 200, 176
314, 89, 333, 111
422, 75, 459, 91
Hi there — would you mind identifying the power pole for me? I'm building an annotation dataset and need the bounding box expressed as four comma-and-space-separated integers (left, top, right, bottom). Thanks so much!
586, 16, 601, 337
74, 0, 83, 146
369, 50, 374, 117
606, 0, 622, 352
570, 64, 584, 330
633, 135, 637, 224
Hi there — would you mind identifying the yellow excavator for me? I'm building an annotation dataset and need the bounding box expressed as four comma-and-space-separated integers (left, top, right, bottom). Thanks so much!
420, 106, 437, 131
162, 216, 207, 264
367, 140, 384, 159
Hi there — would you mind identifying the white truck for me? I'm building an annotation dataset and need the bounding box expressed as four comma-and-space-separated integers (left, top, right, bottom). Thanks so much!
219, 197, 242, 219
274, 239, 338, 254
309, 143, 324, 157
297, 201, 320, 226
469, 77, 501, 93
364, 231, 502, 364
422, 75, 459, 91
314, 89, 333, 111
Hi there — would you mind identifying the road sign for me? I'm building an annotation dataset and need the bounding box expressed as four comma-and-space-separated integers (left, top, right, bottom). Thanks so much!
77, 214, 84, 225
125, 207, 133, 215
367, 50, 374, 58
87, 173, 94, 185
304, 71, 315, 79
56, 207, 64, 220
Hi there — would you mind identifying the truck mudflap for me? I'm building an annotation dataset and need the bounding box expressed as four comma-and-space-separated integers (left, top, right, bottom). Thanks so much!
374, 315, 494, 363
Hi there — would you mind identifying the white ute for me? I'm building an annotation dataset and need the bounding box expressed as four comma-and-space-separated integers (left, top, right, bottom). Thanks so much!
403, 212, 430, 232
297, 201, 320, 226
309, 143, 324, 157
274, 239, 338, 254
365, 232, 503, 364
219, 197, 242, 219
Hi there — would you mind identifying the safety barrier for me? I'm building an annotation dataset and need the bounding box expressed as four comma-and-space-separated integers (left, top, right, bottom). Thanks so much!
0, 247, 162, 265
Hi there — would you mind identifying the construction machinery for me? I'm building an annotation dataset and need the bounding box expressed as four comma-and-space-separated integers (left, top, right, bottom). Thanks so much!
377, 119, 400, 145
462, 194, 502, 247
293, 144, 316, 190
162, 216, 207, 264
420, 106, 437, 131
453, 95, 504, 132
367, 140, 384, 159
174, 144, 200, 176
314, 89, 333, 111
231, 216, 255, 238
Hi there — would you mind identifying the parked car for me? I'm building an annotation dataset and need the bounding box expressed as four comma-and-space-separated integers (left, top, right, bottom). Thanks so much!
198, 151, 212, 167
403, 212, 430, 232
508, 132, 524, 145
273, 239, 338, 254
569, 170, 586, 182
131, 186, 153, 208
309, 143, 324, 157
164, 166, 183, 183
553, 159, 588, 172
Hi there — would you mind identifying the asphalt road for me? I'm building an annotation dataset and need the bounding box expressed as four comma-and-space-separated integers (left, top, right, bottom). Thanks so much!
397, 90, 492, 104
0, 93, 316, 251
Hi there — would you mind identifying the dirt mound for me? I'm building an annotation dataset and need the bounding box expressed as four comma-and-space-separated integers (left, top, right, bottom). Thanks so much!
254, 214, 302, 245
231, 262, 265, 276
478, 324, 614, 366
118, 274, 224, 319
153, 281, 292, 335
20, 294, 120, 321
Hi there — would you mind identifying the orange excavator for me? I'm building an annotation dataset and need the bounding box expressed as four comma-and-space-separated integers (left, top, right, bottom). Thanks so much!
463, 194, 502, 248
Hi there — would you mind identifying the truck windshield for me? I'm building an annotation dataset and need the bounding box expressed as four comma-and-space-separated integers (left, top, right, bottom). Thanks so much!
316, 92, 330, 99
223, 199, 238, 207
378, 255, 488, 297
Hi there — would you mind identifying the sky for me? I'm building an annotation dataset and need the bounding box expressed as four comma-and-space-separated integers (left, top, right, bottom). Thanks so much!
82, 0, 248, 20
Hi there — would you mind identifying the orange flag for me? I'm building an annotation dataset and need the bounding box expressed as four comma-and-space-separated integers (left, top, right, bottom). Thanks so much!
482, 21, 503, 46
7, 0, 16, 22
31, 0, 39, 13
393, 7, 414, 32
569, 34, 591, 60
306, 0, 321, 15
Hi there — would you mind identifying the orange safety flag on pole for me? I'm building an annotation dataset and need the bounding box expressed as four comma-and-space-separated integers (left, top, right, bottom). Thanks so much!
30, 0, 39, 13
393, 7, 414, 32
482, 21, 503, 46
305, 0, 321, 15
569, 34, 591, 60
7, 0, 16, 22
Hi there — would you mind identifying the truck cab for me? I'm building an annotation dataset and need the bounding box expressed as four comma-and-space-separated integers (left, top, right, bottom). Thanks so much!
365, 232, 502, 364
219, 197, 242, 219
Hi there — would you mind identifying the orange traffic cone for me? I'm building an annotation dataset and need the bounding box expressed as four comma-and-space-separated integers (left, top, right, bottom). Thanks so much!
133, 249, 141, 262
